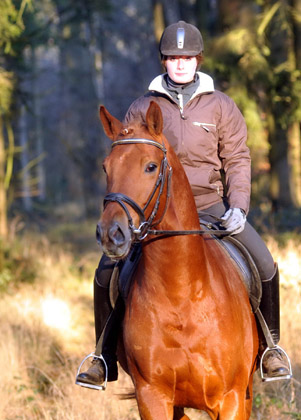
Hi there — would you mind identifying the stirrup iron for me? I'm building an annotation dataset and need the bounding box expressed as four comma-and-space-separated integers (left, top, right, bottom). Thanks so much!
75, 353, 108, 390
260, 345, 293, 382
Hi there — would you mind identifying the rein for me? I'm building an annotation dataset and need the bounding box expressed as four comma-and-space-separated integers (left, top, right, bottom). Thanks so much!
148, 227, 230, 237
104, 138, 231, 241
148, 213, 232, 237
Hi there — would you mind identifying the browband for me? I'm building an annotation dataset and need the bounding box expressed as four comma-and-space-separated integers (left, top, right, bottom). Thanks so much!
112, 138, 166, 153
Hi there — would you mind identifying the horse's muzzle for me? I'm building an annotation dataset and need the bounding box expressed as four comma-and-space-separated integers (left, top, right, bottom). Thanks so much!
96, 220, 132, 259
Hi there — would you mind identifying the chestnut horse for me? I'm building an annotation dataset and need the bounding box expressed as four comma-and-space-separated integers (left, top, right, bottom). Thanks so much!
98, 101, 258, 420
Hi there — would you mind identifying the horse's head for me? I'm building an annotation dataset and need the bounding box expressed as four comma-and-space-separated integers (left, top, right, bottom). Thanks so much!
97, 101, 171, 259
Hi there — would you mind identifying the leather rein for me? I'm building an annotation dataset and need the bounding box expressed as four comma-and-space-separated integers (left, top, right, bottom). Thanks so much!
103, 138, 230, 241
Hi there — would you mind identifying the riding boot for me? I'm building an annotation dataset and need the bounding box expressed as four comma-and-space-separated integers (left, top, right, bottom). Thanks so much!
259, 264, 291, 379
76, 256, 122, 386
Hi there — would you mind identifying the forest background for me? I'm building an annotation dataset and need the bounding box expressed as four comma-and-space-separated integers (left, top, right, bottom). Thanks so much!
0, 0, 301, 419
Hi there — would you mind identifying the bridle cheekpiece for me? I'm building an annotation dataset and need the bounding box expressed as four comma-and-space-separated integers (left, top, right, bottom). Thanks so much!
103, 138, 172, 241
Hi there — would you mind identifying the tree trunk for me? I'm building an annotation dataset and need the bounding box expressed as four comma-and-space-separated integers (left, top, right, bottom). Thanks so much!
19, 104, 32, 211
160, 0, 181, 25
268, 124, 292, 210
216, 0, 242, 31
290, 0, 301, 69
265, 0, 297, 209
287, 121, 301, 207
32, 47, 46, 201
0, 117, 8, 238
288, 0, 301, 208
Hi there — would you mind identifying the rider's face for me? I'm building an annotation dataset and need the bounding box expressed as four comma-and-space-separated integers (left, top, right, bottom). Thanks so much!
165, 56, 198, 84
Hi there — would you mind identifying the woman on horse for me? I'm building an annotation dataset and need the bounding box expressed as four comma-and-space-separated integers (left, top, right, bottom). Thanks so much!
76, 20, 291, 388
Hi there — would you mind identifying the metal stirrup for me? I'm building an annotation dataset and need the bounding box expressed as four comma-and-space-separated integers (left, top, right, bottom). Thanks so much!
256, 307, 292, 382
75, 353, 108, 390
260, 345, 293, 382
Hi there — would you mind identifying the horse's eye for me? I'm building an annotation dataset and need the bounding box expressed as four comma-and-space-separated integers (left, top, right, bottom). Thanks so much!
145, 163, 158, 173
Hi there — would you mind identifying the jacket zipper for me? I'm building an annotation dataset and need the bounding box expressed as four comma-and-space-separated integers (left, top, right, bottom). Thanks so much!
192, 121, 216, 132
177, 93, 186, 119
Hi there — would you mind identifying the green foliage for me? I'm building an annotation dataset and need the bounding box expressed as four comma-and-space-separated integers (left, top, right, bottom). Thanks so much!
203, 0, 301, 209
205, 1, 301, 127
0, 0, 28, 113
0, 0, 24, 54
0, 0, 32, 115
0, 237, 37, 291
0, 69, 15, 114
204, 26, 270, 148
269, 68, 301, 129
225, 85, 267, 150
282, 413, 301, 420
17, 0, 53, 48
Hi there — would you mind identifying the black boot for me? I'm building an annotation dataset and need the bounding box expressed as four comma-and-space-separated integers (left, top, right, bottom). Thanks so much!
259, 265, 292, 380
76, 256, 122, 387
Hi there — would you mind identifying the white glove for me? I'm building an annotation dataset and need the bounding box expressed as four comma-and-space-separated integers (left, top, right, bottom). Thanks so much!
221, 208, 246, 235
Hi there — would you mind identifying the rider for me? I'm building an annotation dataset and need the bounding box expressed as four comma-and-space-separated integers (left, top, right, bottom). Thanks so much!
76, 20, 291, 387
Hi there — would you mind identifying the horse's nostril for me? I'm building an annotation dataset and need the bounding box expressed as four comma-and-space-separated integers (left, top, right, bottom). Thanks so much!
96, 223, 102, 243
109, 223, 125, 246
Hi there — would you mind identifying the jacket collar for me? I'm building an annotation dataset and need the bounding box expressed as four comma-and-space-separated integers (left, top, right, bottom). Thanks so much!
148, 71, 214, 101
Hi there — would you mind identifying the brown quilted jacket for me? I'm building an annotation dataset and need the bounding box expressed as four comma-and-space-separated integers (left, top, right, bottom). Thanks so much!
124, 72, 251, 214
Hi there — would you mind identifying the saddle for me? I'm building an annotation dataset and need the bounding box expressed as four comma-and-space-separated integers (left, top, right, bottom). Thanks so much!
217, 235, 262, 312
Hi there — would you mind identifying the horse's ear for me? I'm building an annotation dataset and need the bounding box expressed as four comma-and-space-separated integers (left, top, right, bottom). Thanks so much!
99, 106, 123, 140
146, 101, 163, 137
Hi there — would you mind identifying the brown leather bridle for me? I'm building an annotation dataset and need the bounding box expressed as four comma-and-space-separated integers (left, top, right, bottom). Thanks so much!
103, 138, 173, 241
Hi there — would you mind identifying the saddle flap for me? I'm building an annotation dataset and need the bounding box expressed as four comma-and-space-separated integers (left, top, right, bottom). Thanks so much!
118, 243, 142, 301
219, 236, 262, 312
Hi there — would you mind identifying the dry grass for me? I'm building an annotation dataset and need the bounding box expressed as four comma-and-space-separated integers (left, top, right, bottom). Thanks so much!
250, 237, 301, 420
0, 228, 300, 419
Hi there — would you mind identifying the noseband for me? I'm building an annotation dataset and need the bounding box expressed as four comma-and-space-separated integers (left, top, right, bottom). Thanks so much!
103, 138, 173, 241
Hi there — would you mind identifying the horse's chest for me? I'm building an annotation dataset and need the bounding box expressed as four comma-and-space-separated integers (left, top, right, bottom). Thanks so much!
124, 306, 222, 405
124, 296, 210, 367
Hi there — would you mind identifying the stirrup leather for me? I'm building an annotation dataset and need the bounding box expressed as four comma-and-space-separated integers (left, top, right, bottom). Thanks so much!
75, 353, 108, 390
260, 345, 292, 382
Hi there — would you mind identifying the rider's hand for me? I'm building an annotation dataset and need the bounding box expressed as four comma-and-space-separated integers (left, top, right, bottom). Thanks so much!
221, 208, 246, 235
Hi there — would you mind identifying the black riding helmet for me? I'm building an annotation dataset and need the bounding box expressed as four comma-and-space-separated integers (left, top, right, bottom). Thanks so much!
159, 20, 204, 57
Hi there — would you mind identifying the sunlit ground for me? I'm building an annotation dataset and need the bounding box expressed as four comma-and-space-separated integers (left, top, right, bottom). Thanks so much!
41, 296, 71, 330
267, 238, 301, 289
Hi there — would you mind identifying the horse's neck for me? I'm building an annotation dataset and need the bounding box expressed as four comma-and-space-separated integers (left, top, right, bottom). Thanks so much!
164, 155, 201, 231
141, 235, 208, 306
142, 164, 208, 292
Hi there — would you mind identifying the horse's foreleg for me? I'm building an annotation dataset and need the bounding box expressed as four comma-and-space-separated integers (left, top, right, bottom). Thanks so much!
173, 406, 190, 420
219, 390, 249, 420
245, 375, 254, 419
135, 384, 174, 420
